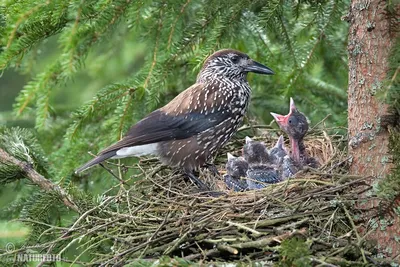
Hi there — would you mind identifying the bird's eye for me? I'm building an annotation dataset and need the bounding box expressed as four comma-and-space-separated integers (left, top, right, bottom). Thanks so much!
231, 55, 240, 64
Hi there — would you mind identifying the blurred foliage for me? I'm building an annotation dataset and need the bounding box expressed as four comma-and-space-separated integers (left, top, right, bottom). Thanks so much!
0, 0, 352, 263
277, 238, 312, 267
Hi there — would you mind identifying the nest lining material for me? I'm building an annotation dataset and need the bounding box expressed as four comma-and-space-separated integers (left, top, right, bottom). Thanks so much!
23, 127, 385, 265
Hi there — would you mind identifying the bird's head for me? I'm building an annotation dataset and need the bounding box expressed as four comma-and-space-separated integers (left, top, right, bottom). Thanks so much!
273, 135, 285, 150
269, 135, 287, 164
197, 49, 274, 82
242, 137, 270, 165
226, 153, 248, 178
270, 98, 308, 141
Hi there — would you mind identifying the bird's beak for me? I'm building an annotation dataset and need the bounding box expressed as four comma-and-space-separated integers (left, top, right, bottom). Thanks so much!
227, 153, 235, 160
245, 136, 253, 144
245, 60, 274, 75
276, 135, 284, 148
271, 98, 297, 127
271, 112, 289, 127
290, 97, 297, 112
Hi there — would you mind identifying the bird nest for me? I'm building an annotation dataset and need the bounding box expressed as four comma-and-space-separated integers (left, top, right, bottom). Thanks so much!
31, 126, 386, 265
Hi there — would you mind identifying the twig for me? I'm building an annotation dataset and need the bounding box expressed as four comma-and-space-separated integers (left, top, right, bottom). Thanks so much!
163, 227, 192, 254
139, 209, 171, 258
310, 257, 339, 267
310, 114, 332, 131
0, 148, 79, 212
340, 201, 367, 264
326, 156, 352, 173
231, 228, 307, 249
184, 248, 219, 261
99, 162, 127, 185
216, 244, 238, 255
275, 218, 309, 232
227, 221, 262, 237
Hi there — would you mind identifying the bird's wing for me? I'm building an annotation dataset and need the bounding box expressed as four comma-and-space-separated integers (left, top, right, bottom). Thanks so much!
224, 175, 248, 192
247, 168, 281, 184
100, 83, 232, 154
282, 156, 299, 179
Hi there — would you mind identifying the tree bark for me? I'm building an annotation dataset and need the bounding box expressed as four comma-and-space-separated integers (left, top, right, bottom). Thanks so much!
347, 0, 399, 259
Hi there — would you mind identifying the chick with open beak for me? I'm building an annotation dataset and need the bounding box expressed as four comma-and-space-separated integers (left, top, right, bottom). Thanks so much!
270, 98, 308, 164
270, 98, 319, 170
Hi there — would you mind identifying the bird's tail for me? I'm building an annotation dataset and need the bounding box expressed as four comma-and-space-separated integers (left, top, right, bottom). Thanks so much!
75, 151, 117, 174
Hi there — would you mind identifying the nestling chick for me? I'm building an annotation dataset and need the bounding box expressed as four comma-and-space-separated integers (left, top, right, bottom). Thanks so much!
269, 135, 287, 165
224, 153, 248, 192
282, 155, 300, 179
242, 137, 281, 189
242, 136, 270, 164
246, 166, 281, 189
271, 98, 320, 170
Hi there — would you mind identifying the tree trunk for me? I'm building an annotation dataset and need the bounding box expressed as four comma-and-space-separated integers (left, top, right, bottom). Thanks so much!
347, 0, 400, 258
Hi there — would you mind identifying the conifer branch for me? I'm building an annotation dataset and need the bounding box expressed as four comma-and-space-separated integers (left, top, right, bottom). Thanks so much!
67, 1, 83, 73
6, 0, 50, 49
143, 5, 165, 89
0, 148, 79, 212
210, 0, 250, 51
67, 84, 131, 140
157, 3, 228, 88
167, 0, 191, 50
118, 94, 134, 139
278, 14, 298, 68
287, 0, 338, 92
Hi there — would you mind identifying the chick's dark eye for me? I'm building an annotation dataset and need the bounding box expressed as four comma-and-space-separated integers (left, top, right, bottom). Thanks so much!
231, 56, 240, 64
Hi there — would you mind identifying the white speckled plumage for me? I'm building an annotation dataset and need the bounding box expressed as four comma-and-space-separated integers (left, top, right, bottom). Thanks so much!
75, 49, 273, 174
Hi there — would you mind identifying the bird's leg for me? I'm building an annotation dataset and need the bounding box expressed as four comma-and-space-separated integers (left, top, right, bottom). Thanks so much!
203, 162, 220, 176
185, 171, 226, 197
185, 171, 211, 191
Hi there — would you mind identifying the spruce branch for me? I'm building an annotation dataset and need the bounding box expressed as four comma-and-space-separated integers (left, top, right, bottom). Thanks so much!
143, 5, 165, 90
66, 83, 132, 140
6, 0, 51, 49
0, 148, 79, 212
278, 14, 298, 68
167, 0, 192, 50
287, 0, 338, 92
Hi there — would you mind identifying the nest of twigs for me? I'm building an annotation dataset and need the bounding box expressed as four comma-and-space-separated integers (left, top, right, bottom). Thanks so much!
24, 126, 389, 266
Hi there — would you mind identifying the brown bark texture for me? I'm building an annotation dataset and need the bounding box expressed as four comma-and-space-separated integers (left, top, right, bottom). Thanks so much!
347, 0, 399, 259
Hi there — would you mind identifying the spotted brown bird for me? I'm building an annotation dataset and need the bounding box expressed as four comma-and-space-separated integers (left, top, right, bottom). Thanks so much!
224, 153, 248, 192
75, 49, 274, 190
270, 98, 319, 170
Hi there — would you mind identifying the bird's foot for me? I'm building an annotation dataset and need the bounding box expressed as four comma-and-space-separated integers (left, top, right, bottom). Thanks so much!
203, 163, 220, 176
185, 172, 225, 197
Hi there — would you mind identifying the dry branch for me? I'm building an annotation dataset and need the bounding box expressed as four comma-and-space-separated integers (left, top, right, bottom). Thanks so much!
0, 148, 79, 212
